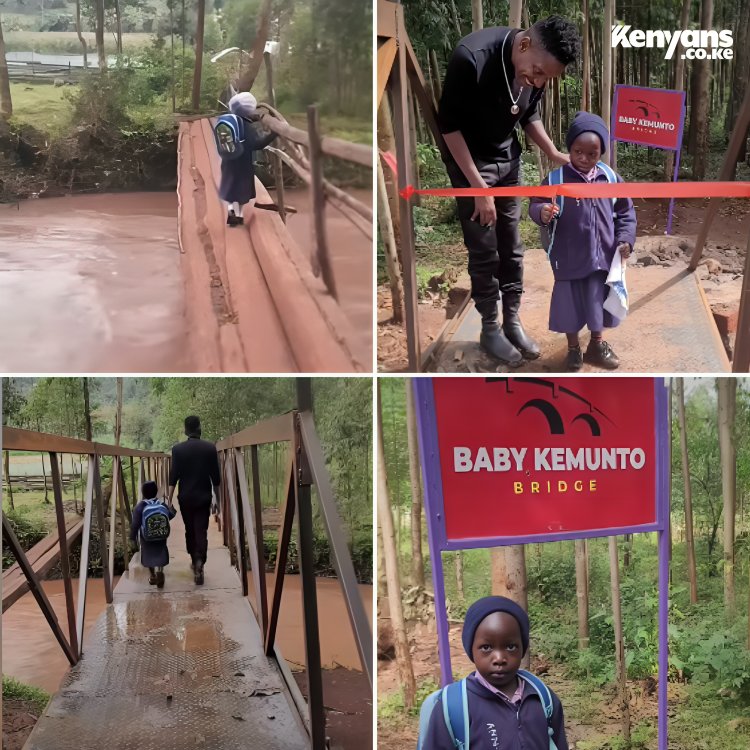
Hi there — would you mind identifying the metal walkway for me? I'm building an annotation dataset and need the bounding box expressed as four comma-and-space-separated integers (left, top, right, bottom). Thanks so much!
429, 250, 730, 373
22, 511, 309, 750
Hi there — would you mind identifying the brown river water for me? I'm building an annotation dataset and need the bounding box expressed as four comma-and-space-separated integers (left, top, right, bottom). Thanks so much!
2, 575, 373, 694
0, 188, 372, 372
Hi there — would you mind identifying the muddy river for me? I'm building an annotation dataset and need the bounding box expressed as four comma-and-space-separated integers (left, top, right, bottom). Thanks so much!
2, 575, 372, 694
0, 188, 372, 372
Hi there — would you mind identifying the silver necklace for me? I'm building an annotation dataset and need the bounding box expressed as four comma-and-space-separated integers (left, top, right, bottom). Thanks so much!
501, 32, 523, 115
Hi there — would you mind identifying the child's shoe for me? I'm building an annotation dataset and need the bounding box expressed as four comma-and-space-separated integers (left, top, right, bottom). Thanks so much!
584, 339, 620, 369
156, 569, 165, 589
148, 568, 157, 585
227, 209, 242, 227
565, 346, 583, 371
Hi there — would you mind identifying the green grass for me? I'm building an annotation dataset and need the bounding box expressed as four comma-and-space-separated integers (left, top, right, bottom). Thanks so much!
9, 81, 74, 137
3, 488, 80, 531
286, 112, 371, 145
5, 31, 153, 56
2, 676, 51, 713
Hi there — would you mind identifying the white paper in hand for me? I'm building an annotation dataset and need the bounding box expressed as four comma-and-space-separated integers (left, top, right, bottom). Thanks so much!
603, 248, 629, 321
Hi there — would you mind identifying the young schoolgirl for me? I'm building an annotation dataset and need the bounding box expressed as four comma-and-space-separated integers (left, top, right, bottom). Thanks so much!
529, 112, 637, 371
130, 480, 177, 589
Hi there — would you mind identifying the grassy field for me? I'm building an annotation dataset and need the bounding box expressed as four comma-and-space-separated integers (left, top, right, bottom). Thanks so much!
286, 112, 372, 145
9, 81, 74, 137
5, 31, 153, 55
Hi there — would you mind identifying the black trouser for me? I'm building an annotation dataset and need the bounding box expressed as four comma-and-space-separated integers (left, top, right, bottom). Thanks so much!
180, 502, 211, 565
447, 157, 525, 308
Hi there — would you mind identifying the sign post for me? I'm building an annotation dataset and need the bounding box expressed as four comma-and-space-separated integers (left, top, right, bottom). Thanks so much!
611, 85, 686, 235
415, 376, 670, 749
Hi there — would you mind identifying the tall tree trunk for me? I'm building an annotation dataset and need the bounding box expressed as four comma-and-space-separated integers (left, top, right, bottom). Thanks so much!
508, 0, 522, 28
0, 15, 13, 118
491, 545, 529, 668
717, 377, 737, 614
41, 452, 50, 504
472, 0, 483, 31
601, 0, 613, 164
114, 0, 123, 54
581, 0, 591, 110
609, 536, 631, 744
377, 160, 404, 324
692, 0, 714, 178
75, 0, 87, 68
4, 450, 14, 510
377, 97, 402, 253
727, 0, 749, 165
377, 382, 417, 709
238, 0, 273, 92
191, 0, 206, 111
575, 539, 589, 650
95, 0, 106, 71
455, 551, 465, 601
115, 378, 123, 447
677, 378, 698, 603
665, 0, 691, 179
405, 381, 425, 587
83, 378, 93, 441
377, 519, 388, 601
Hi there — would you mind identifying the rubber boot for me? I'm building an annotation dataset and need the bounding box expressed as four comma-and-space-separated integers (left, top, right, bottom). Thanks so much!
194, 560, 204, 586
502, 292, 540, 359
477, 302, 523, 365
155, 566, 165, 589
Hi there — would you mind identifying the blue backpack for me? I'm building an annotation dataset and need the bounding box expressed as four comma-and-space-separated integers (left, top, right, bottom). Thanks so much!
416, 670, 558, 750
141, 499, 171, 542
541, 160, 618, 256
213, 113, 246, 160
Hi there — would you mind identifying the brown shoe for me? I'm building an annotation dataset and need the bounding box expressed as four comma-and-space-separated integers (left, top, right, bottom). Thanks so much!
584, 339, 620, 369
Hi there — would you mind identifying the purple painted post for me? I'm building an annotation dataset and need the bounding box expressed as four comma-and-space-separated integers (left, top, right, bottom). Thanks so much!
413, 378, 454, 686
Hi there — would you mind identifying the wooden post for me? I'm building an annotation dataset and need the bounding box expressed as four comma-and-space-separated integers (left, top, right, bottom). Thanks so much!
50, 452, 79, 658
76, 455, 96, 655
118, 461, 130, 570
392, 17, 422, 371
264, 51, 287, 223
93, 455, 113, 604
378, 158, 404, 324
307, 105, 338, 300
609, 536, 631, 744
108, 457, 119, 582
575, 538, 590, 649
191, 0, 206, 111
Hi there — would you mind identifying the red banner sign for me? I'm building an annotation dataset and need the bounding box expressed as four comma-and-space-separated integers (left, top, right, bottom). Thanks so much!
432, 378, 658, 542
612, 85, 684, 150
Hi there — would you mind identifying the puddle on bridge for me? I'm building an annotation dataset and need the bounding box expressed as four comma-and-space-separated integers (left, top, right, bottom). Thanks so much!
0, 193, 187, 372
2, 575, 373, 694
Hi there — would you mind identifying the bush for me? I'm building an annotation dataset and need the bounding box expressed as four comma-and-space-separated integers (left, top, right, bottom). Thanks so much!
2, 511, 48, 568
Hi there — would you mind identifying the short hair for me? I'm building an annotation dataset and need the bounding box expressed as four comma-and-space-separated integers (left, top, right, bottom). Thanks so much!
142, 480, 158, 499
184, 415, 201, 435
531, 16, 581, 68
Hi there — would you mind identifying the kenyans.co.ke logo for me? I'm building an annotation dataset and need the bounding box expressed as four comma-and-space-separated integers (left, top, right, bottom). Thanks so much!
611, 24, 734, 60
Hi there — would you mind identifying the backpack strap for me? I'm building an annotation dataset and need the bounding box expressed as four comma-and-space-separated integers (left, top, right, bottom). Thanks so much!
596, 160, 618, 214
441, 678, 469, 750
518, 670, 557, 750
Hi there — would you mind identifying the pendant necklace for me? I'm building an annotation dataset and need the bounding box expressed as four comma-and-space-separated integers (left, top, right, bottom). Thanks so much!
501, 32, 523, 115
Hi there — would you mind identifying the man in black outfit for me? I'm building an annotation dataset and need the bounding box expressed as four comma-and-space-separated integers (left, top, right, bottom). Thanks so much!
438, 16, 581, 365
168, 416, 221, 585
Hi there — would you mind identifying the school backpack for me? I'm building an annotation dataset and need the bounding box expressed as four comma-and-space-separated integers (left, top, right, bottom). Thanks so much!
416, 670, 558, 750
541, 160, 618, 257
141, 499, 171, 542
213, 113, 246, 160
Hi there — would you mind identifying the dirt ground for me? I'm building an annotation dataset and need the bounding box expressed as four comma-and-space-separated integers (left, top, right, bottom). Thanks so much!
377, 618, 673, 749
378, 197, 750, 372
2, 699, 45, 750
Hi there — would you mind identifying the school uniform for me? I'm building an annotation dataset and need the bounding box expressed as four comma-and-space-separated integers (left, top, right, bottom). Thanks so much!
218, 119, 277, 206
528, 164, 636, 333
423, 672, 568, 750
130, 499, 177, 568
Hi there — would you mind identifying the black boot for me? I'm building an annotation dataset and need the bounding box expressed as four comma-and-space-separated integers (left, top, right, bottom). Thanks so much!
477, 302, 523, 365
194, 560, 204, 585
502, 292, 540, 359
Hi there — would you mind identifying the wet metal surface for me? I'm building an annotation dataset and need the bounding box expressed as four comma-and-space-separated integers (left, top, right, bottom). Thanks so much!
23, 512, 308, 749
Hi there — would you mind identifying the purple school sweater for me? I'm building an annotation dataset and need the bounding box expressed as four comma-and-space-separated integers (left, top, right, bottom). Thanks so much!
528, 164, 637, 282
422, 673, 568, 750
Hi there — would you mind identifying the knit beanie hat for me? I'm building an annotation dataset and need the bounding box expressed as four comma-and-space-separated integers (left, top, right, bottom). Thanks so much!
462, 596, 530, 659
142, 480, 158, 499
229, 91, 257, 118
566, 111, 609, 154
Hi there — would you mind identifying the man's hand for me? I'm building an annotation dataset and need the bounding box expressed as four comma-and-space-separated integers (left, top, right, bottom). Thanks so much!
617, 242, 631, 261
540, 203, 560, 224
550, 149, 570, 166
471, 195, 496, 227
129, 539, 138, 554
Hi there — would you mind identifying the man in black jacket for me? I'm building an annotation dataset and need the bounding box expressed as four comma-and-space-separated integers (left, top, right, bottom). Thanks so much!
438, 16, 580, 365
168, 416, 221, 585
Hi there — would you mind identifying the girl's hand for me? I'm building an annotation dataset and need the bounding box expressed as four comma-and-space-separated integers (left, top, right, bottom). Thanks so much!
617, 242, 631, 260
540, 203, 560, 224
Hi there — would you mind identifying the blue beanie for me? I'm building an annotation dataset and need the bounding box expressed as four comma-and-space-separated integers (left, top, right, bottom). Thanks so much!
462, 596, 530, 659
566, 111, 609, 154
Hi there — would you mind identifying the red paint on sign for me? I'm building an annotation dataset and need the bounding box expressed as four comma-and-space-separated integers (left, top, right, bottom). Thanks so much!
612, 85, 684, 150
432, 378, 658, 541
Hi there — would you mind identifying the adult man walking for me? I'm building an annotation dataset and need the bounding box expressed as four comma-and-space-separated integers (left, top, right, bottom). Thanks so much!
168, 415, 221, 585
438, 15, 581, 364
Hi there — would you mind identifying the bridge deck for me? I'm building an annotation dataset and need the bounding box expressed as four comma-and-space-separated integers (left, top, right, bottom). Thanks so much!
177, 119, 366, 373
23, 508, 309, 750
429, 250, 730, 373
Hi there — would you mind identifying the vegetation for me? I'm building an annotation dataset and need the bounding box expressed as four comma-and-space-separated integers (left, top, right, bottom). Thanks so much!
378, 377, 750, 750
2, 676, 51, 713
